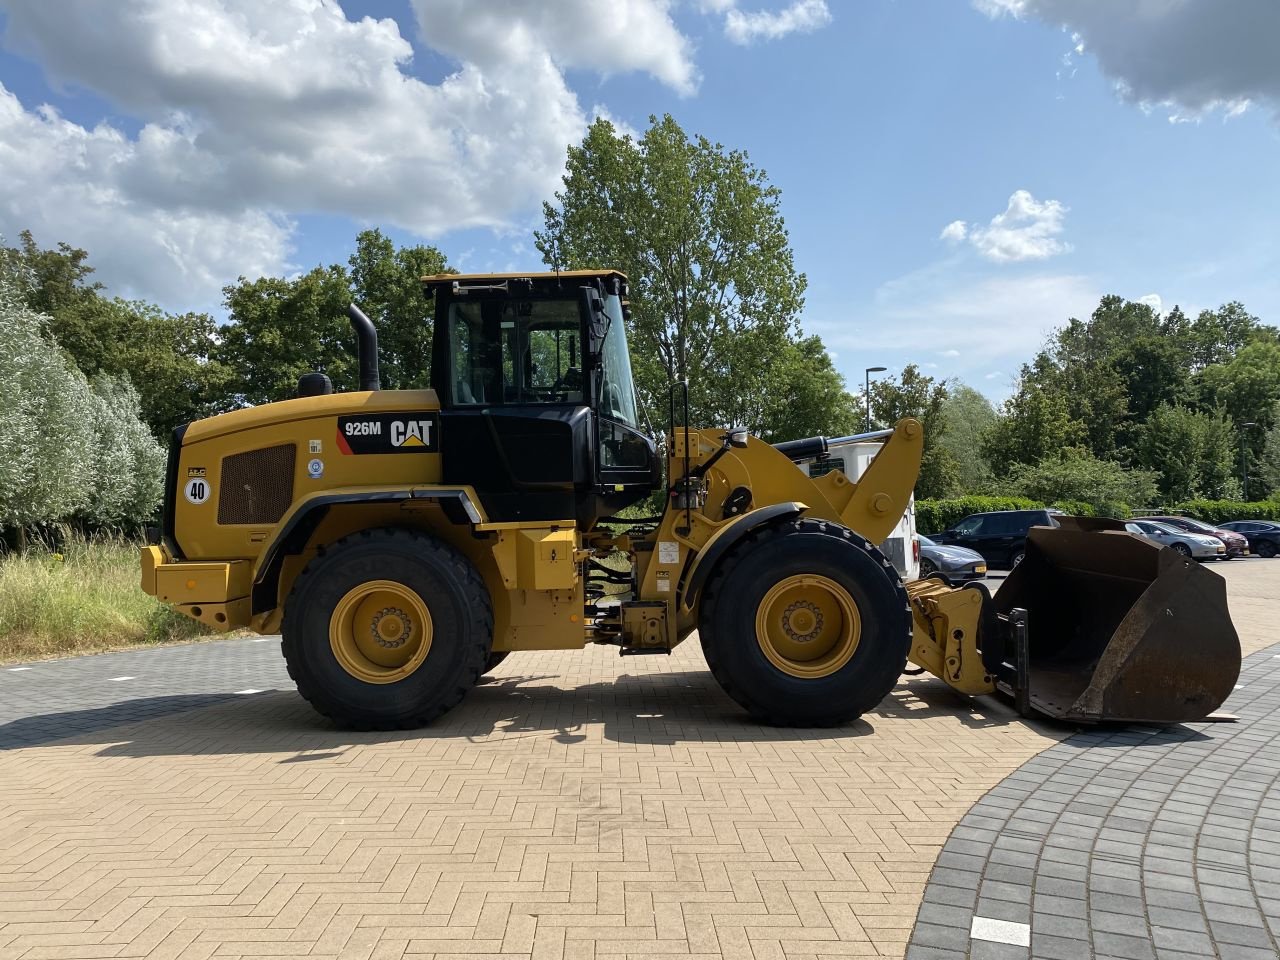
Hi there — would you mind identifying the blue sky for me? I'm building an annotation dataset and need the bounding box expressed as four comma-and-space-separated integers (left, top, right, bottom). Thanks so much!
1, 0, 1277, 401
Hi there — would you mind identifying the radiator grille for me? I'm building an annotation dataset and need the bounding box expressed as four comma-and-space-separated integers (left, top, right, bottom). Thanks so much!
218, 444, 296, 525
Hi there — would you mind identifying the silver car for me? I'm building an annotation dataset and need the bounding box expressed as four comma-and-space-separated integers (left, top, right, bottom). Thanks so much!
1125, 520, 1225, 559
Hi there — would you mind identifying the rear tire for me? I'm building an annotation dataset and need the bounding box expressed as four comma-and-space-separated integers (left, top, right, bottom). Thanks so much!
1010, 550, 1025, 568
1257, 541, 1276, 559
282, 528, 492, 729
483, 651, 510, 673
699, 519, 912, 726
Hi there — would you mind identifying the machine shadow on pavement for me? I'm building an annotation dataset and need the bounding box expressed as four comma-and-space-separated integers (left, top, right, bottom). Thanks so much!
3, 662, 1207, 759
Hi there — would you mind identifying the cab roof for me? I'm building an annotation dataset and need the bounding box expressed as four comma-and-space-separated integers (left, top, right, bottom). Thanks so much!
422, 269, 626, 289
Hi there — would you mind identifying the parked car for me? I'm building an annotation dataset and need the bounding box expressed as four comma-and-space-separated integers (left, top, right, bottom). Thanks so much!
1218, 520, 1280, 558
927, 509, 1061, 569
1138, 515, 1249, 558
1124, 520, 1225, 560
917, 535, 988, 584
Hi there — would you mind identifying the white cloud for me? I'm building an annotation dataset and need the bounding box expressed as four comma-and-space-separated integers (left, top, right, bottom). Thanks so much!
722, 0, 832, 45
961, 190, 1071, 263
940, 220, 968, 244
810, 265, 1099, 400
1138, 293, 1163, 314
0, 0, 700, 308
973, 0, 1280, 121
0, 88, 293, 307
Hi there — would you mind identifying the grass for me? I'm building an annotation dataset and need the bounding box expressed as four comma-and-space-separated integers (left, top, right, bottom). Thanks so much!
0, 537, 212, 663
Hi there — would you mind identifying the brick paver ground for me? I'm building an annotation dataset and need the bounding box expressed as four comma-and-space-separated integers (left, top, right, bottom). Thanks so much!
907, 563, 1280, 960
0, 562, 1271, 960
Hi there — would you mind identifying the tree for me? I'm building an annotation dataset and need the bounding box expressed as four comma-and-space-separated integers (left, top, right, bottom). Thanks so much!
748, 336, 859, 442
936, 383, 996, 495
868, 364, 958, 499
981, 366, 1085, 469
83, 376, 166, 528
218, 266, 358, 406
996, 450, 1158, 516
347, 229, 451, 390
1132, 404, 1236, 502
1196, 341, 1280, 434
1, 232, 229, 437
536, 115, 812, 436
0, 262, 95, 529
1259, 421, 1280, 499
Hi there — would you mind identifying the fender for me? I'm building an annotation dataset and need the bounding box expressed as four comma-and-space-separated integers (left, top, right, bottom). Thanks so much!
679, 501, 807, 610
250, 486, 483, 614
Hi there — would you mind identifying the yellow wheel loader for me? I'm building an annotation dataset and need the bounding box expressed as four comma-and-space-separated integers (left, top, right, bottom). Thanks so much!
141, 271, 1241, 729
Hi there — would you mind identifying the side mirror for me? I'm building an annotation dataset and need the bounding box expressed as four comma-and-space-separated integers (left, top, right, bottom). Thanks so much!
726, 427, 749, 448
580, 285, 609, 356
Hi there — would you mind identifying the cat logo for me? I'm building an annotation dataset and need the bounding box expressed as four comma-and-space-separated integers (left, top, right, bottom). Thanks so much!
391, 419, 432, 448
336, 413, 439, 455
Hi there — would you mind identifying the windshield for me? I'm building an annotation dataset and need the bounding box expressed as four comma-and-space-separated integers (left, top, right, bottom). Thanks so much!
599, 293, 640, 428
448, 298, 583, 405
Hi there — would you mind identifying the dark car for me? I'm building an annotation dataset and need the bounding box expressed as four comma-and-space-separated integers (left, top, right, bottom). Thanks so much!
1139, 515, 1249, 558
917, 535, 988, 583
927, 509, 1061, 569
1218, 520, 1280, 558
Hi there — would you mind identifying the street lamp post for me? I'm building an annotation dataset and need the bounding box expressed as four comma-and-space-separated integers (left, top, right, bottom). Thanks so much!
865, 366, 887, 433
1242, 422, 1258, 501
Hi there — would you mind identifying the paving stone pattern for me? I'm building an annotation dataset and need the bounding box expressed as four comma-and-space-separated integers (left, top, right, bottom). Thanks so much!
907, 642, 1280, 960
0, 637, 1061, 959
0, 637, 292, 749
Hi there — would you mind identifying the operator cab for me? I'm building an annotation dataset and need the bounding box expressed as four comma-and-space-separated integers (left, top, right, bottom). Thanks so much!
426, 271, 660, 526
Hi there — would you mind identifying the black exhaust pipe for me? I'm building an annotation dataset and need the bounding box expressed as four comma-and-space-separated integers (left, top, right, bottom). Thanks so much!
346, 304, 381, 391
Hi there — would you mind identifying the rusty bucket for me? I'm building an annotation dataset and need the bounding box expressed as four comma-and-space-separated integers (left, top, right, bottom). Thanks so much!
988, 517, 1242, 724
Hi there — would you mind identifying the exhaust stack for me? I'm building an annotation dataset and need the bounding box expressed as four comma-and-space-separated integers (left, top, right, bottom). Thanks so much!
347, 303, 381, 391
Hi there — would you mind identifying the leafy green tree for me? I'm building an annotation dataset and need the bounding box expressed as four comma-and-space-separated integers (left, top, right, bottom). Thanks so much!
868, 364, 959, 499
1188, 302, 1278, 369
981, 368, 1085, 469
218, 266, 356, 406
347, 229, 451, 390
996, 450, 1158, 516
1196, 341, 1280, 435
1132, 404, 1236, 502
936, 383, 996, 495
1, 232, 229, 437
748, 336, 859, 442
0, 262, 94, 529
1259, 421, 1280, 499
83, 376, 166, 528
536, 115, 810, 435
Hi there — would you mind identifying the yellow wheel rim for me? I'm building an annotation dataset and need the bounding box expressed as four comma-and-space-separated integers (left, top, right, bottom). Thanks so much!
754, 573, 861, 679
329, 580, 432, 684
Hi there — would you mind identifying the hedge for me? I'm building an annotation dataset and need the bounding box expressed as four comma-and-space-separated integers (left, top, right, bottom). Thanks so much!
916, 497, 1041, 534
1164, 500, 1280, 524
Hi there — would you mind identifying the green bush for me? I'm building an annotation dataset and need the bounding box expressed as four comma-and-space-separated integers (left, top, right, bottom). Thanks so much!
1166, 499, 1280, 524
1049, 499, 1097, 517
915, 496, 1041, 534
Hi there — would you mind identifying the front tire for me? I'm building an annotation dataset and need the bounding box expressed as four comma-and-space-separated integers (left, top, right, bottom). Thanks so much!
919, 557, 937, 577
1171, 542, 1192, 558
699, 519, 912, 726
282, 528, 492, 729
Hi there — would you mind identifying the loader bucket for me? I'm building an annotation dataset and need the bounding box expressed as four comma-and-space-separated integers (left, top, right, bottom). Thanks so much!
989, 517, 1241, 724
